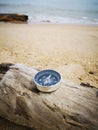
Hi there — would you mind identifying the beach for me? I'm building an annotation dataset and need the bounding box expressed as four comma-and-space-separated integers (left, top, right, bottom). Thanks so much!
0, 23, 98, 88
0, 1, 98, 130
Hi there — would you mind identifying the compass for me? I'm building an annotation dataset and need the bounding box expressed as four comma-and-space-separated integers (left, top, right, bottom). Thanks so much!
34, 69, 61, 92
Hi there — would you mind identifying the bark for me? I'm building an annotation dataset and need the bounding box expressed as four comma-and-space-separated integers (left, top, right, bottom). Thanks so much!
0, 63, 98, 130
0, 14, 28, 23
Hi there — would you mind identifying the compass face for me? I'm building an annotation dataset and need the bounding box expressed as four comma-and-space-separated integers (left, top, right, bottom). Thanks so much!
34, 70, 61, 87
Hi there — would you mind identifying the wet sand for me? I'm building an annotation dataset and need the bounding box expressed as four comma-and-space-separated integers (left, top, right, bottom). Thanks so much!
0, 23, 98, 88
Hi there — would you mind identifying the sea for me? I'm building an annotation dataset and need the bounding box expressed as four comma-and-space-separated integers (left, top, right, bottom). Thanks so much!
0, 0, 98, 25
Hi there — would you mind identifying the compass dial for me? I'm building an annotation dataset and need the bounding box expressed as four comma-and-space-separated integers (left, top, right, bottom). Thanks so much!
34, 70, 61, 87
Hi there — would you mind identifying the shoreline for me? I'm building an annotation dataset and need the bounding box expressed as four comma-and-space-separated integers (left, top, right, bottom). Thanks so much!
1, 21, 98, 27
0, 23, 98, 88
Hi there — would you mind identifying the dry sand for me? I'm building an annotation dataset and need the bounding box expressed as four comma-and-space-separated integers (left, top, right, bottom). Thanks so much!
0, 23, 98, 88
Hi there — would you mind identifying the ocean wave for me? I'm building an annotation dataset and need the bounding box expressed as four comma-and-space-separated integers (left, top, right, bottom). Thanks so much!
28, 15, 98, 25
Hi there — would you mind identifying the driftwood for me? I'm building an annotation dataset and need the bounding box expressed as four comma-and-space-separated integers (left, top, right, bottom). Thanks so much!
0, 63, 98, 130
0, 14, 28, 23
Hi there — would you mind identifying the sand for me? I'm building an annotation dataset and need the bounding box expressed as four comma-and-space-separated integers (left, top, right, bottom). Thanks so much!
0, 23, 98, 88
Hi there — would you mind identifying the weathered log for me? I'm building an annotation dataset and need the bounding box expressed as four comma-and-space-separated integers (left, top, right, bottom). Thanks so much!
0, 63, 98, 130
0, 14, 28, 23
